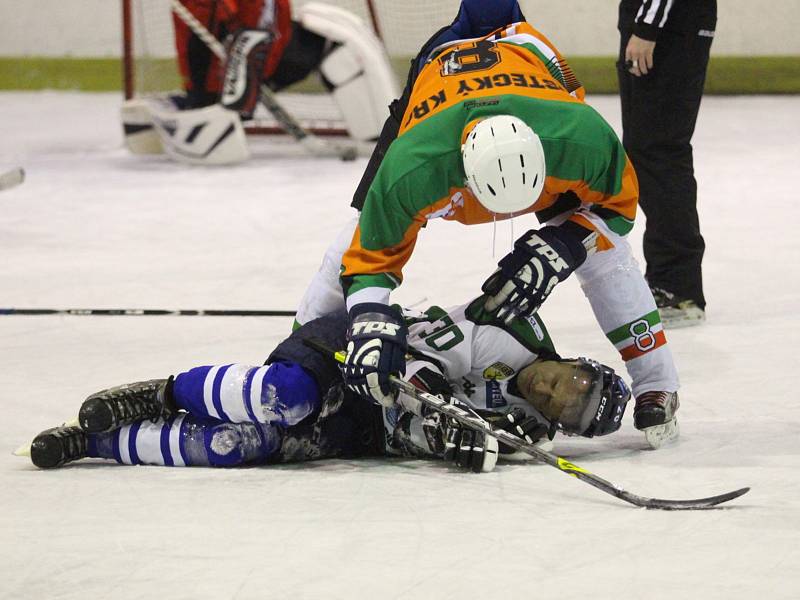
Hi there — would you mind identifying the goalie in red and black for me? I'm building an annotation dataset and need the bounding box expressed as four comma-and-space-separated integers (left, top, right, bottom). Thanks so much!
123, 1, 397, 162
174, 0, 309, 118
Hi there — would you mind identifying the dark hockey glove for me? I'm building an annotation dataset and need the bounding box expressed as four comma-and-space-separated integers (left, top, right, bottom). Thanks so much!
221, 28, 273, 119
409, 366, 454, 399
482, 226, 588, 323
341, 303, 408, 407
422, 400, 499, 473
485, 408, 552, 453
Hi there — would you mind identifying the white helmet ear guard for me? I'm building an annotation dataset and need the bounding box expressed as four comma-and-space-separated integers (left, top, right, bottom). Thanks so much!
461, 115, 546, 214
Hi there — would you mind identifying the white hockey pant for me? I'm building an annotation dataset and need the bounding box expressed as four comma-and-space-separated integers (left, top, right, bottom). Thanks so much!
575, 233, 679, 397
295, 216, 357, 324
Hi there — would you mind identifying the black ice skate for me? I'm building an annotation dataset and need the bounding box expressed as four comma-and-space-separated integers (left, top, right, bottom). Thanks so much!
634, 390, 680, 449
78, 377, 175, 433
651, 287, 705, 329
30, 425, 88, 469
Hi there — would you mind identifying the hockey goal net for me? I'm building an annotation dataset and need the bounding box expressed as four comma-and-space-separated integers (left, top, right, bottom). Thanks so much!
122, 0, 462, 135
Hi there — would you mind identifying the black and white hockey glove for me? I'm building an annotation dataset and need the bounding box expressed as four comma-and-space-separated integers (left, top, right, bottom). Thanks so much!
221, 28, 273, 119
341, 303, 408, 408
442, 415, 499, 473
482, 226, 588, 323
420, 401, 499, 473
486, 407, 552, 453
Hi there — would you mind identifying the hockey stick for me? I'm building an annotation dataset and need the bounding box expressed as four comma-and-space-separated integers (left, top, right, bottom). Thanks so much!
170, 0, 357, 160
304, 338, 750, 510
0, 167, 25, 191
0, 308, 296, 317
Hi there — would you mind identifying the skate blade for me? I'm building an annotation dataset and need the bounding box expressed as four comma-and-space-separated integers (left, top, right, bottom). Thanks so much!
643, 418, 680, 450
13, 443, 31, 457
13, 418, 80, 458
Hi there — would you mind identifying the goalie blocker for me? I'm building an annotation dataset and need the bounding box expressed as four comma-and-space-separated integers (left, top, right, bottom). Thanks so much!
220, 29, 272, 120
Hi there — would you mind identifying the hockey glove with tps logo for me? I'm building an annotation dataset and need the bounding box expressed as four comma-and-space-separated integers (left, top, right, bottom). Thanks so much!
483, 225, 588, 323
342, 303, 408, 407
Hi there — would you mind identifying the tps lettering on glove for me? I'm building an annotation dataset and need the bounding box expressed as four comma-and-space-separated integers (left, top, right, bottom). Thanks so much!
483, 226, 587, 323
341, 303, 408, 407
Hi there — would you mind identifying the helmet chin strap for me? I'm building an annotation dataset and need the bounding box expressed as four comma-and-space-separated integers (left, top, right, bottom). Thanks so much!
490, 212, 517, 259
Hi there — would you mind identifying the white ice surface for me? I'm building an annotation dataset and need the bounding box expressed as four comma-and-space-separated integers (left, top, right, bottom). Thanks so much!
1, 92, 799, 600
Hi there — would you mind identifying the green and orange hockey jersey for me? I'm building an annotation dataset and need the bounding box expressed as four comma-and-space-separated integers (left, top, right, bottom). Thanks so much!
341, 21, 639, 309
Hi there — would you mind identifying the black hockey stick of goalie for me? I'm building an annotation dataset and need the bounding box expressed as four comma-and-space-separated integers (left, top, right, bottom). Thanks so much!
170, 0, 357, 160
0, 307, 295, 317
304, 338, 750, 510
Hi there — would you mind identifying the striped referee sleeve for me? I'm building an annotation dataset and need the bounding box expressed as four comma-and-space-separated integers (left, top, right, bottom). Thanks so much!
633, 0, 675, 40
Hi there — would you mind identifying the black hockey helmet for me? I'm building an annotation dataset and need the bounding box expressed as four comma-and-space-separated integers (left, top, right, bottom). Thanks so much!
571, 358, 631, 438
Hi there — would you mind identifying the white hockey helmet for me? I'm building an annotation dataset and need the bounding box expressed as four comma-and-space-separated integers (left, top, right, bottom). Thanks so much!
461, 115, 546, 214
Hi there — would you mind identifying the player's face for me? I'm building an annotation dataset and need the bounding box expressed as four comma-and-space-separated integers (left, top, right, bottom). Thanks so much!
516, 360, 596, 423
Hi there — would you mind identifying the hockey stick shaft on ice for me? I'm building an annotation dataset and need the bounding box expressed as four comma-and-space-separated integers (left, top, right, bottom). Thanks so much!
0, 308, 296, 317
0, 167, 25, 191
170, 0, 356, 159
304, 338, 750, 510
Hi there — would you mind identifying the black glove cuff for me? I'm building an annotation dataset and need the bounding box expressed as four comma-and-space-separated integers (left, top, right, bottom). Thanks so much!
536, 225, 589, 268
632, 21, 660, 42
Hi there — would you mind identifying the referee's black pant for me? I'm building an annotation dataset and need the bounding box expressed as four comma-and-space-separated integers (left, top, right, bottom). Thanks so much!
618, 29, 713, 308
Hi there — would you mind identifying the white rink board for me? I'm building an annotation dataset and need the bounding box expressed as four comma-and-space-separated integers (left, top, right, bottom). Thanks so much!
0, 92, 799, 600
2, 0, 800, 56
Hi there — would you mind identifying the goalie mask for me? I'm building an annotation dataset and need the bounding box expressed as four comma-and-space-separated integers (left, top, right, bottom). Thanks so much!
515, 357, 631, 438
461, 115, 546, 214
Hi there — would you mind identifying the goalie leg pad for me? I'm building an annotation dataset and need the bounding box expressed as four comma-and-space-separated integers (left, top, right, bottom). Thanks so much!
121, 98, 164, 155
297, 2, 398, 141
147, 101, 250, 166
319, 44, 386, 141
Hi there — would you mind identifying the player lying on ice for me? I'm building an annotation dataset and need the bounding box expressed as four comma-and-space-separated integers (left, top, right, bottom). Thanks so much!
27, 296, 629, 472
296, 0, 680, 449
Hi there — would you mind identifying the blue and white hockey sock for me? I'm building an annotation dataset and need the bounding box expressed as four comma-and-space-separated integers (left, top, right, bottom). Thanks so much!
171, 362, 320, 427
87, 414, 282, 467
